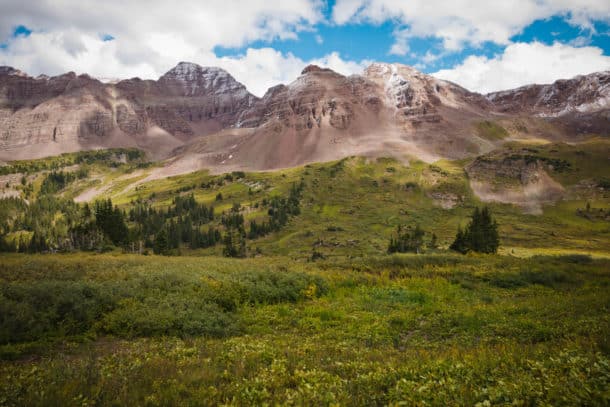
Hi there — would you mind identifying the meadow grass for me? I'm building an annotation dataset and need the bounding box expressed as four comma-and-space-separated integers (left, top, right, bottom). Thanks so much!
1, 140, 609, 405
0, 253, 608, 405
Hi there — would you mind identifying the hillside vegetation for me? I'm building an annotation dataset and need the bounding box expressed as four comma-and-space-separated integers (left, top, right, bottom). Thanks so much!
0, 253, 609, 405
0, 139, 609, 405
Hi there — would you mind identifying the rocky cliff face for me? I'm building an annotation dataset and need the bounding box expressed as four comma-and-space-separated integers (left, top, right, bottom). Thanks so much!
240, 64, 382, 131
0, 62, 258, 160
364, 63, 492, 120
466, 148, 567, 214
206, 64, 387, 170
170, 63, 501, 172
487, 71, 610, 116
0, 62, 608, 171
0, 70, 121, 158
486, 71, 610, 135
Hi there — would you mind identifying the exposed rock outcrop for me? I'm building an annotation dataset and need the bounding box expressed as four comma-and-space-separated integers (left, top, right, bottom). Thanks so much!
0, 62, 258, 160
0, 62, 608, 173
466, 150, 566, 213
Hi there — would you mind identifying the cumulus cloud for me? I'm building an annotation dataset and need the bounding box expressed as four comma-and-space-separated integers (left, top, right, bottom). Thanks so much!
0, 1, 323, 79
432, 41, 610, 94
388, 28, 410, 56
1, 1, 608, 97
0, 28, 367, 97
312, 51, 371, 76
217, 50, 368, 97
0, 1, 324, 48
333, 0, 610, 52
0, 0, 368, 96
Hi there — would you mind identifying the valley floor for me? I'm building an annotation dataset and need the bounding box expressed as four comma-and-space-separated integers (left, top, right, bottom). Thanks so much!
0, 253, 608, 406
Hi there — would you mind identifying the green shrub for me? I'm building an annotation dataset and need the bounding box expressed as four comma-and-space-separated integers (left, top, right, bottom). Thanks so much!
0, 266, 328, 344
99, 294, 238, 338
0, 281, 112, 343
226, 270, 328, 304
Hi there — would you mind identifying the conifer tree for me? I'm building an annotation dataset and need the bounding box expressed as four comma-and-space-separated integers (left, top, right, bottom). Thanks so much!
449, 226, 468, 254
450, 206, 499, 254
428, 233, 438, 249
388, 224, 426, 253
153, 228, 169, 255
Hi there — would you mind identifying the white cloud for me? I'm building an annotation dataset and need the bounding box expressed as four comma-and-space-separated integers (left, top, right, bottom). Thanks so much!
0, 1, 324, 81
1, 0, 608, 98
311, 51, 371, 76
0, 27, 367, 97
217, 49, 368, 96
215, 48, 305, 97
332, 0, 367, 24
389, 28, 410, 56
333, 0, 610, 53
0, 1, 324, 47
432, 41, 610, 94
0, 0, 373, 97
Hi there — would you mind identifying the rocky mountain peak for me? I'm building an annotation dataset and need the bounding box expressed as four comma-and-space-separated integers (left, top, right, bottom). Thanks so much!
0, 66, 29, 78
1, 61, 608, 170
363, 62, 445, 114
159, 62, 252, 98
300, 65, 335, 75
487, 70, 610, 117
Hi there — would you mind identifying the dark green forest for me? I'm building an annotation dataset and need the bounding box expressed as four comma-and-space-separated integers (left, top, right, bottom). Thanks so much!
0, 175, 304, 258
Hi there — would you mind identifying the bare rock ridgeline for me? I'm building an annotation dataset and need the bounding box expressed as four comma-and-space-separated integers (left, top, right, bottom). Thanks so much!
0, 61, 608, 170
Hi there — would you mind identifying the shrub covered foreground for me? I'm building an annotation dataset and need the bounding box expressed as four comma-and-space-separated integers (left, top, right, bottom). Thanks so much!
0, 253, 608, 405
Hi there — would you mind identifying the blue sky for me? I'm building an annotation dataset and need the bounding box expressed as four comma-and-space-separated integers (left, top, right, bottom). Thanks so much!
215, 13, 610, 74
1, 0, 609, 95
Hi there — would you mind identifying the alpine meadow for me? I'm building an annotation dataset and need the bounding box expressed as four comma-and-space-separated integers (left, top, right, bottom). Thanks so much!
1, 1, 610, 405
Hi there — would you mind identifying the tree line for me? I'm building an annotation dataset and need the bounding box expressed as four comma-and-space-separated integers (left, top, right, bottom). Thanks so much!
222, 181, 305, 257
0, 181, 305, 257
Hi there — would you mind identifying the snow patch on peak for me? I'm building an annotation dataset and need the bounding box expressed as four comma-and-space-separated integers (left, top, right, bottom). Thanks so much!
386, 65, 411, 109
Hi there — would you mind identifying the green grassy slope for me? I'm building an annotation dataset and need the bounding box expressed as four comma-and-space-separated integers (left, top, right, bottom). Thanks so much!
3, 139, 607, 257
1, 139, 609, 405
99, 139, 608, 257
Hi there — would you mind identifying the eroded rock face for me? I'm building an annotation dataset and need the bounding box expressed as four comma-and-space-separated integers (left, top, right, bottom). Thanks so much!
466, 150, 566, 213
364, 63, 492, 124
239, 65, 382, 134
487, 71, 610, 117
0, 62, 608, 173
0, 70, 119, 157
0, 62, 258, 160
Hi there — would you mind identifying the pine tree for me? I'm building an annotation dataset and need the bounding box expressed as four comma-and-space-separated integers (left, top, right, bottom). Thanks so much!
94, 198, 129, 246
223, 228, 246, 258
388, 224, 426, 254
428, 233, 438, 249
449, 226, 468, 254
478, 206, 499, 253
153, 228, 169, 255
450, 206, 499, 254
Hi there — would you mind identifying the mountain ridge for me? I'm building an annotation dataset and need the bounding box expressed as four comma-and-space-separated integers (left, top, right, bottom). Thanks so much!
1, 62, 608, 172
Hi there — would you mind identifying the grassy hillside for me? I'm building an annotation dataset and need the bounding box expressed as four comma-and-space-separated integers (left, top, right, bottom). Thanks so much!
2, 140, 608, 258
0, 139, 609, 405
98, 139, 608, 257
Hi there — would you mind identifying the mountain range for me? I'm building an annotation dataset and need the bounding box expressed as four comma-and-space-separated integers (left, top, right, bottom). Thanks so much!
0, 62, 608, 173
